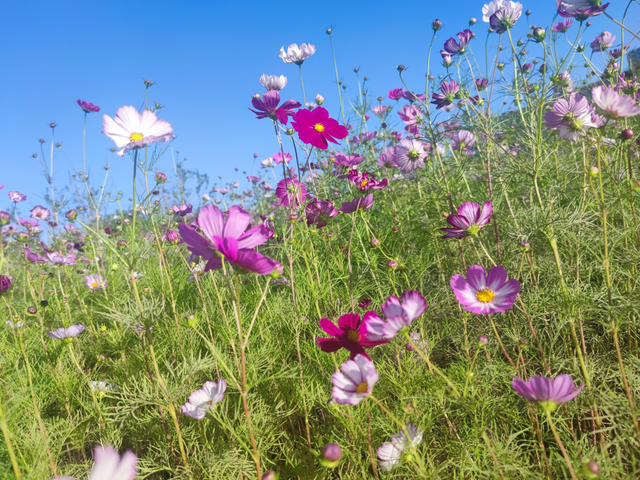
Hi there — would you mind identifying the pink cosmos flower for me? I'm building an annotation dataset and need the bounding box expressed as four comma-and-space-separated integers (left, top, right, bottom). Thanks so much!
85, 274, 107, 290
275, 178, 307, 207
442, 29, 473, 55
348, 170, 388, 191
247, 175, 261, 183
172, 204, 193, 216
333, 153, 363, 167
8, 191, 26, 203
394, 139, 427, 173
0, 275, 11, 294
451, 130, 476, 151
24, 246, 46, 264
397, 105, 422, 127
306, 199, 338, 228
340, 194, 375, 214
365, 291, 427, 339
316, 312, 390, 359
332, 354, 379, 405
273, 152, 293, 164
45, 249, 76, 266
388, 89, 405, 100
371, 105, 390, 116
489, 3, 522, 34
279, 43, 316, 65
249, 90, 301, 125
292, 107, 348, 150
590, 31, 615, 52
103, 106, 173, 157
351, 132, 377, 144
450, 265, 520, 315
181, 379, 227, 420
77, 99, 100, 113
482, 0, 512, 22
553, 19, 573, 32
442, 201, 492, 239
512, 375, 583, 411
30, 205, 51, 221
557, 0, 609, 20
591, 86, 640, 119
544, 94, 602, 141
48, 324, 85, 341
431, 80, 459, 111
54, 445, 137, 480
377, 423, 424, 472
378, 147, 397, 168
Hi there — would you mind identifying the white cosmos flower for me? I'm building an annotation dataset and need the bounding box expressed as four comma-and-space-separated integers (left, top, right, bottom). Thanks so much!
377, 423, 424, 472
261, 157, 276, 168
260, 74, 288, 91
90, 381, 118, 397
279, 43, 317, 65
103, 106, 173, 157
55, 445, 137, 480
181, 379, 227, 420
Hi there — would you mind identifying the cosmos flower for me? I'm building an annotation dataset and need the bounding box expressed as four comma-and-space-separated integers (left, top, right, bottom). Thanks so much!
451, 130, 476, 151
347, 170, 388, 191
261, 157, 276, 168
172, 204, 193, 216
217, 237, 281, 275
475, 78, 489, 91
553, 19, 574, 32
181, 379, 227, 420
292, 107, 348, 150
590, 31, 615, 52
388, 88, 405, 100
544, 94, 602, 141
394, 139, 427, 173
8, 191, 26, 203
85, 274, 107, 290
306, 199, 338, 228
442, 29, 473, 55
102, 106, 173, 157
371, 105, 390, 116
53, 445, 137, 480
279, 43, 316, 65
397, 105, 422, 127
442, 201, 492, 239
249, 90, 301, 125
557, 0, 609, 20
260, 74, 288, 91
77, 99, 100, 113
29, 206, 51, 221
364, 291, 428, 339
431, 80, 459, 111
48, 324, 86, 341
90, 381, 118, 397
0, 275, 11, 294
351, 132, 377, 144
489, 3, 523, 34
273, 152, 293, 164
591, 86, 640, 119
332, 153, 363, 167
402, 91, 427, 102
512, 375, 584, 411
377, 423, 424, 472
482, 0, 511, 22
316, 312, 390, 359
450, 265, 520, 314
378, 148, 398, 168
24, 246, 46, 264
332, 354, 379, 405
340, 194, 375, 214
275, 178, 307, 207
45, 249, 76, 266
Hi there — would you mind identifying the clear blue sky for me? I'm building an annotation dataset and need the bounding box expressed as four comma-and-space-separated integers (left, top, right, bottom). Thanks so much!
0, 0, 635, 216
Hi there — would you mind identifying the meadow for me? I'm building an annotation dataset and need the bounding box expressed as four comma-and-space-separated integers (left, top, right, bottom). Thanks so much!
1, 0, 640, 478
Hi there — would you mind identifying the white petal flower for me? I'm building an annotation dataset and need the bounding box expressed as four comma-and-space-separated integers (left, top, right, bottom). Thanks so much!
377, 423, 424, 472
279, 43, 317, 65
103, 106, 173, 157
260, 74, 288, 91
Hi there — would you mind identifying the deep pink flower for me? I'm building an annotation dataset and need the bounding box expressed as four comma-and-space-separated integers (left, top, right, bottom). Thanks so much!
215, 237, 282, 275
512, 375, 583, 411
388, 89, 405, 100
317, 312, 390, 359
332, 354, 379, 405
249, 90, 301, 125
172, 204, 193, 216
442, 201, 492, 239
275, 178, 307, 207
0, 275, 11, 294
24, 246, 46, 264
77, 99, 100, 113
347, 170, 388, 191
364, 291, 427, 339
591, 86, 640, 119
292, 107, 348, 150
273, 152, 293, 164
306, 199, 338, 228
450, 265, 520, 314
340, 194, 374, 214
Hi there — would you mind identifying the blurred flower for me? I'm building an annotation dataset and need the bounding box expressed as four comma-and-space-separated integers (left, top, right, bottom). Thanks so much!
30, 205, 50, 221
172, 204, 193, 216
279, 43, 316, 65
388, 88, 405, 100
544, 94, 602, 141
332, 354, 378, 405
250, 90, 301, 125
316, 312, 390, 359
347, 170, 388, 191
592, 86, 640, 119
55, 445, 137, 480
590, 31, 615, 52
475, 78, 489, 91
0, 275, 11, 295
273, 152, 292, 164
103, 105, 173, 157
377, 423, 424, 472
292, 107, 348, 150
85, 274, 107, 290
557, 0, 609, 20
260, 74, 288, 91
306, 199, 338, 228
321, 443, 343, 468
340, 194, 374, 214
45, 249, 76, 266
65, 209, 78, 221
48, 324, 85, 342
276, 178, 307, 207
333, 153, 363, 167
366, 291, 427, 339
316, 94, 325, 105
0, 211, 10, 225
247, 175, 261, 183
181, 379, 227, 420
8, 191, 26, 202
451, 265, 520, 314
394, 139, 427, 173
24, 246, 46, 264
90, 381, 118, 397
378, 147, 398, 168
512, 374, 583, 411
442, 201, 492, 239
553, 19, 573, 32
155, 172, 167, 184
431, 80, 459, 111
451, 130, 476, 151
77, 99, 100, 113
489, 3, 523, 34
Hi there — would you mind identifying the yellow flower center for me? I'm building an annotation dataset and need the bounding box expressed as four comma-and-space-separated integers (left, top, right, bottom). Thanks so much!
129, 132, 144, 142
314, 123, 325, 132
346, 329, 361, 343
91, 282, 99, 288
360, 180, 369, 188
476, 288, 494, 303
355, 381, 368, 394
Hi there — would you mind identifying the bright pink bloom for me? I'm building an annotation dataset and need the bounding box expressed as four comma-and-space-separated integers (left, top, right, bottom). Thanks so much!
275, 178, 307, 207
388, 89, 405, 100
544, 94, 602, 141
77, 99, 100, 113
347, 170, 388, 191
8, 191, 26, 203
317, 312, 389, 359
340, 194, 374, 214
378, 148, 397, 168
450, 265, 520, 314
273, 152, 293, 164
442, 201, 492, 239
591, 86, 640, 119
306, 199, 338, 228
590, 31, 615, 52
397, 105, 422, 127
332, 354, 379, 405
249, 90, 301, 125
292, 107, 348, 150
512, 375, 583, 411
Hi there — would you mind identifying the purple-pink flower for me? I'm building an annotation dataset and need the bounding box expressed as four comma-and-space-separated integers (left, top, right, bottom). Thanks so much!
8, 191, 26, 203
249, 90, 301, 125
451, 130, 476, 151
553, 19, 574, 32
489, 2, 523, 34
292, 107, 348, 150
431, 80, 459, 111
85, 274, 107, 290
590, 31, 615, 52
388, 89, 405, 100
77, 99, 100, 113
442, 201, 492, 239
181, 379, 227, 420
306, 199, 338, 228
275, 178, 307, 207
512, 374, 584, 411
0, 275, 11, 294
333, 153, 363, 167
45, 249, 76, 266
48, 324, 85, 341
557, 0, 609, 20
442, 29, 473, 55
24, 246, 46, 264
378, 148, 398, 168
347, 170, 388, 191
59, 445, 137, 480
340, 194, 375, 214
394, 139, 427, 173
172, 204, 193, 216
316, 312, 390, 359
332, 354, 379, 405
544, 94, 602, 141
591, 86, 640, 119
365, 291, 428, 339
30, 205, 51, 221
450, 265, 520, 314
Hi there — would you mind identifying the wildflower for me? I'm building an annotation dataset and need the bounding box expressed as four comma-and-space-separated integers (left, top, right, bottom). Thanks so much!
432, 19, 443, 30
442, 201, 492, 239
512, 374, 584, 411
90, 381, 118, 397
247, 175, 261, 183
85, 274, 107, 290
24, 246, 46, 264
359, 298, 372, 308
249, 90, 301, 125
367, 291, 427, 339
8, 191, 26, 202
65, 209, 78, 221
276, 178, 307, 207
155, 172, 167, 184
333, 153, 363, 167
332, 354, 378, 405
450, 265, 520, 314
431, 80, 459, 111
279, 43, 316, 65
292, 107, 348, 150
348, 170, 388, 191
557, 0, 609, 21
340, 194, 375, 214
590, 31, 615, 52
394, 138, 427, 173
402, 91, 426, 103
378, 147, 397, 168
377, 423, 424, 472
442, 29, 473, 56
321, 443, 343, 468
0, 275, 11, 294
388, 88, 405, 100
29, 205, 51, 221
451, 130, 476, 151
273, 152, 293, 164
48, 324, 86, 342
553, 19, 574, 32
52, 445, 137, 480
102, 106, 173, 157
181, 379, 227, 420
306, 199, 338, 228
45, 249, 76, 266
260, 74, 288, 91
316, 312, 390, 359
172, 204, 193, 216
544, 94, 602, 141
77, 99, 100, 113
351, 132, 377, 144
397, 104, 422, 127
371, 105, 389, 116
187, 260, 206, 281
553, 70, 574, 93
489, 3, 523, 34
475, 78, 489, 91
0, 211, 9, 225
482, 0, 518, 22
591, 86, 640, 119
316, 94, 325, 105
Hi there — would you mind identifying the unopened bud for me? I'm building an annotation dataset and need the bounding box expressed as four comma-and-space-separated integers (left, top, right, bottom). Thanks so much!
587, 165, 599, 177
397, 65, 406, 72
155, 172, 167, 184
370, 238, 380, 247
320, 443, 342, 468
621, 128, 634, 141
388, 260, 398, 269
478, 335, 488, 347
432, 19, 443, 31
315, 94, 325, 105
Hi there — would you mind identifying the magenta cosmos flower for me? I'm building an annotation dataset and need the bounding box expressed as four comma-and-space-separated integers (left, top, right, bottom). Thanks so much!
172, 204, 193, 216
306, 199, 338, 228
24, 246, 46, 264
48, 324, 85, 342
85, 274, 107, 290
451, 265, 520, 315
340, 194, 375, 214
364, 291, 428, 339
378, 148, 397, 168
557, 0, 609, 20
178, 204, 273, 273
591, 86, 640, 119
512, 375, 584, 412
103, 106, 173, 157
431, 80, 459, 111
276, 178, 307, 207
332, 354, 379, 405
279, 43, 316, 65
316, 312, 390, 359
394, 139, 427, 173
544, 94, 602, 141
181, 379, 227, 420
590, 31, 615, 52
292, 107, 348, 150
77, 99, 100, 113
249, 90, 301, 125
348, 170, 388, 191
442, 201, 492, 239
0, 275, 11, 294
30, 205, 51, 221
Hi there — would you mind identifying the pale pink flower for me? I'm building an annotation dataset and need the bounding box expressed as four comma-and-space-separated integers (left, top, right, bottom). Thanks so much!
103, 106, 173, 157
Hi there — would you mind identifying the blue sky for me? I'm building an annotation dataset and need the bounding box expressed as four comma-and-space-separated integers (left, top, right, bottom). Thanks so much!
0, 0, 635, 217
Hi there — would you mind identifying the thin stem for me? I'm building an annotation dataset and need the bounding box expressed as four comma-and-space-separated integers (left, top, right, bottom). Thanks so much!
545, 410, 578, 480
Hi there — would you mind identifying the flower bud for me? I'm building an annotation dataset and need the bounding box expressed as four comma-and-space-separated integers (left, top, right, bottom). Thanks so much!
40, 300, 49, 307
286, 128, 295, 136
533, 27, 546, 42
16, 232, 30, 242
621, 128, 634, 141
183, 313, 198, 328
111, 264, 119, 271
477, 335, 488, 347
405, 343, 414, 351
155, 172, 167, 184
143, 79, 155, 87
519, 241, 530, 252
288, 213, 299, 223
388, 260, 398, 269
497, 62, 505, 71
525, 9, 531, 15
582, 460, 600, 478
397, 65, 406, 72
117, 240, 127, 249
27, 306, 38, 316
0, 211, 10, 225
315, 94, 325, 105
166, 230, 179, 244
404, 403, 414, 413
325, 28, 332, 34
370, 238, 380, 247
432, 19, 443, 31
320, 443, 342, 468
469, 17, 477, 25
65, 209, 78, 221
586, 21, 592, 27
587, 165, 599, 177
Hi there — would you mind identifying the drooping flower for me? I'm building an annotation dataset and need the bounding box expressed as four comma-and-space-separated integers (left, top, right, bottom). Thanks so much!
247, 175, 261, 183
377, 423, 424, 472
181, 379, 227, 420
431, 80, 459, 111
249, 90, 301, 125
24, 246, 46, 264
332, 354, 379, 405
544, 94, 602, 141
275, 178, 307, 207
85, 274, 107, 290
388, 88, 405, 100
590, 31, 615, 52
475, 78, 489, 91
316, 312, 390, 359
351, 132, 377, 144
53, 445, 137, 480
29, 205, 51, 221
347, 170, 388, 191
306, 199, 338, 228
260, 74, 288, 91
8, 191, 26, 203
591, 86, 640, 119
48, 324, 86, 342
553, 19, 574, 32
0, 275, 11, 295
451, 130, 476, 151
365, 291, 427, 339
279, 43, 316, 65
291, 107, 348, 150
450, 265, 520, 315
102, 106, 173, 157
512, 375, 584, 411
489, 3, 523, 34
442, 29, 473, 55
394, 139, 427, 173
402, 91, 426, 103
172, 204, 193, 216
442, 201, 492, 239
557, 0, 609, 20
77, 99, 100, 113
340, 194, 375, 214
